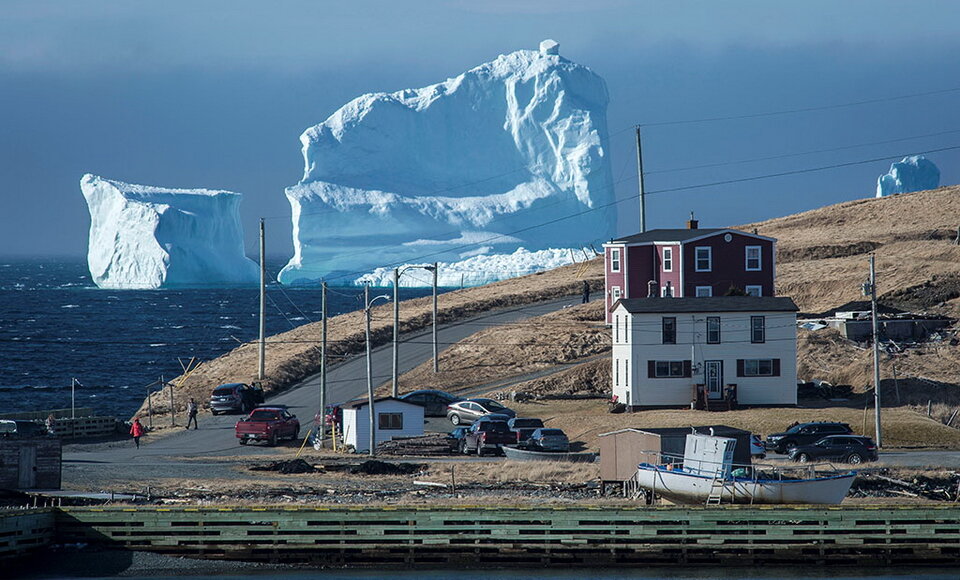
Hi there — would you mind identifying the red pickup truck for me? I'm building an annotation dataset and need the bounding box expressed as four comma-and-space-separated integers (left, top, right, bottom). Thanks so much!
235, 407, 300, 446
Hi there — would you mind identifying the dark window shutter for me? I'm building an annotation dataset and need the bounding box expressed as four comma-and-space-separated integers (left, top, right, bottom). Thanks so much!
683, 360, 692, 378
648, 360, 656, 378
772, 358, 781, 376
736, 359, 745, 377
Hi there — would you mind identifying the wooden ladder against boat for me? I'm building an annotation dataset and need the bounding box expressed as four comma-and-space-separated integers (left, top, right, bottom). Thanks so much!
706, 477, 725, 505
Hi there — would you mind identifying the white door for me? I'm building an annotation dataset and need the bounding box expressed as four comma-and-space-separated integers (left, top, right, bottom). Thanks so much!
705, 361, 723, 400
18, 446, 37, 489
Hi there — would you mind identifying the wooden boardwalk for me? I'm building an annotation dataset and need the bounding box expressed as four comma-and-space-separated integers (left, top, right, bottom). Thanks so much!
48, 505, 960, 566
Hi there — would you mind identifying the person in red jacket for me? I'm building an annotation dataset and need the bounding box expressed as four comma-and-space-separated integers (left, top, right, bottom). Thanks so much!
130, 416, 145, 449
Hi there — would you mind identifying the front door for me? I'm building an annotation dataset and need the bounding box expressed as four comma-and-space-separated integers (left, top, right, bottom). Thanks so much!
705, 360, 723, 400
18, 445, 36, 489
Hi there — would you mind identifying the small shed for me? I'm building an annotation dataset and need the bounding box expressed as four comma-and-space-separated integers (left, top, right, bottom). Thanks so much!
0, 437, 62, 490
341, 397, 424, 453
599, 425, 753, 484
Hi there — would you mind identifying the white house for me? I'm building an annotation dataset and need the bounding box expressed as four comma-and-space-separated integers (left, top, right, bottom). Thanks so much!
611, 296, 799, 409
341, 397, 424, 453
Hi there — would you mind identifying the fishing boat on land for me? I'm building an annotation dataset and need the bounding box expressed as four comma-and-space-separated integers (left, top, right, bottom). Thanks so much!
502, 446, 597, 463
634, 433, 855, 505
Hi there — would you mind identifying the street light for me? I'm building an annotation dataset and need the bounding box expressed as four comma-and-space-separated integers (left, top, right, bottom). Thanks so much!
364, 286, 391, 456
392, 263, 439, 398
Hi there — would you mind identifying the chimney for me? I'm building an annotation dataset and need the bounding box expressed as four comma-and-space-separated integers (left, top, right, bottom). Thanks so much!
687, 211, 698, 230
647, 280, 658, 297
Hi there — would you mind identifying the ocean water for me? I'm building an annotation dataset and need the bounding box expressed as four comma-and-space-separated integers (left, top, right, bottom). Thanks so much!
0, 258, 436, 418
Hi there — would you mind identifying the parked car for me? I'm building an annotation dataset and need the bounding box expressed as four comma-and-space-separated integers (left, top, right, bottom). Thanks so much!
235, 406, 300, 446
210, 382, 264, 415
750, 434, 766, 459
461, 420, 515, 455
765, 422, 853, 454
521, 428, 570, 452
445, 427, 470, 452
789, 435, 878, 464
399, 390, 464, 416
446, 398, 516, 425
0, 419, 47, 438
508, 417, 545, 444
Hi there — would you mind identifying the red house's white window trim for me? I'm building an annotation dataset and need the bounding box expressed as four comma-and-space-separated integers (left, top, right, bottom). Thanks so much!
745, 246, 762, 271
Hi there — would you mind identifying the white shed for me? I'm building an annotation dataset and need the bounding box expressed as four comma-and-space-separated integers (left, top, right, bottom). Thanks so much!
340, 397, 424, 453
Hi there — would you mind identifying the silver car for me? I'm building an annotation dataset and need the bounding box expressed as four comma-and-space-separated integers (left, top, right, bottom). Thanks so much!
446, 398, 516, 425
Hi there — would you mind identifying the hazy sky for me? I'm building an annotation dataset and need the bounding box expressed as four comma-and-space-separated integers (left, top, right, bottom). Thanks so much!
3, 1, 960, 258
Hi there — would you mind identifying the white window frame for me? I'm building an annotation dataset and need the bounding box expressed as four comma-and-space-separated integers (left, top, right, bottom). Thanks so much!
611, 286, 621, 301
706, 316, 721, 344
745, 246, 762, 271
662, 247, 673, 272
661, 284, 674, 298
695, 246, 712, 272
610, 248, 621, 272
745, 285, 763, 297
695, 286, 713, 297
751, 316, 766, 344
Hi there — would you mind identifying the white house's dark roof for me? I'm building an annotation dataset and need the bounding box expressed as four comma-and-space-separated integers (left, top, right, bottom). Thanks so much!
614, 296, 799, 314
341, 396, 420, 410
607, 228, 775, 245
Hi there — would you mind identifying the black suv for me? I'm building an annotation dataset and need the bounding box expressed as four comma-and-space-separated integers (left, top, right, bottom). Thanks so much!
765, 422, 853, 454
788, 435, 878, 464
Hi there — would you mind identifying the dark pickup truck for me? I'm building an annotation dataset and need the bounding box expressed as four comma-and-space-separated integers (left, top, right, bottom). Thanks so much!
235, 407, 300, 446
460, 420, 514, 455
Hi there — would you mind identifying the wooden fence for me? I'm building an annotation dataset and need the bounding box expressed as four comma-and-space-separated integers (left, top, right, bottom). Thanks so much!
0, 408, 95, 421
0, 509, 54, 561
48, 416, 120, 439
53, 505, 960, 566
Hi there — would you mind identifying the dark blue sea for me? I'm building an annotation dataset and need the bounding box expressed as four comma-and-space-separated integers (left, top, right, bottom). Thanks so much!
0, 258, 436, 418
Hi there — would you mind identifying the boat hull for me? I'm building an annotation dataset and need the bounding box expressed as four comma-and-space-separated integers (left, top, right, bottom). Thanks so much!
502, 446, 597, 463
635, 466, 855, 505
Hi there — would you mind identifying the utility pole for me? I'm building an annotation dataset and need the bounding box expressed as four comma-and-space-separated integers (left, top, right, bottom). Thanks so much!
258, 218, 266, 381
432, 262, 439, 373
392, 267, 400, 398
319, 281, 327, 448
635, 125, 646, 233
865, 254, 883, 447
364, 286, 390, 456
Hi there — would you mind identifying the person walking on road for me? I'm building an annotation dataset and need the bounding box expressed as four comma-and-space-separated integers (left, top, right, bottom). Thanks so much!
582, 280, 591, 304
186, 398, 199, 430
130, 416, 145, 449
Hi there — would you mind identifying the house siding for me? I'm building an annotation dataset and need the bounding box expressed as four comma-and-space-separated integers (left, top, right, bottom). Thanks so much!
656, 243, 681, 296
682, 233, 774, 297
613, 304, 796, 408
342, 400, 424, 452
604, 245, 626, 323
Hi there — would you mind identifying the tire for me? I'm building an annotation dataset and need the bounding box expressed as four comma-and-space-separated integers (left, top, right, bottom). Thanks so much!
784, 441, 797, 453
459, 440, 468, 454
450, 414, 461, 426
477, 443, 483, 456
797, 453, 811, 463
846, 453, 863, 465
268, 433, 277, 447
238, 438, 247, 445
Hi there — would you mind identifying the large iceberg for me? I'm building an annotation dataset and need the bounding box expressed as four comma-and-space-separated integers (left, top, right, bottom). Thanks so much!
876, 155, 940, 197
80, 174, 259, 289
279, 40, 615, 285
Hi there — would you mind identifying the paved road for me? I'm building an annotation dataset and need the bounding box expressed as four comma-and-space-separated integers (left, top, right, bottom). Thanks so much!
62, 296, 589, 468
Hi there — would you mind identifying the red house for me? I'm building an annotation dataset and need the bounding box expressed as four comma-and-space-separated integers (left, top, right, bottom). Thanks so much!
602, 220, 776, 323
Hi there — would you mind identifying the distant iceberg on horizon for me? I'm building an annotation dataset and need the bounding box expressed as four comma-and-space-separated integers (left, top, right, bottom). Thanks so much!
279, 39, 616, 287
876, 155, 940, 197
80, 174, 258, 289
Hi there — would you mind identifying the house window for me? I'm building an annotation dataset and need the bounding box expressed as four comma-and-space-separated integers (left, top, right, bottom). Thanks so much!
378, 412, 403, 430
625, 360, 629, 385
738, 358, 780, 377
661, 282, 674, 297
614, 359, 619, 386
745, 246, 762, 271
611, 286, 621, 302
610, 248, 621, 272
651, 360, 691, 378
662, 247, 673, 272
751, 316, 765, 343
706, 316, 721, 344
695, 286, 712, 297
622, 315, 629, 343
662, 317, 677, 344
614, 315, 619, 342
695, 247, 712, 272
745, 285, 762, 297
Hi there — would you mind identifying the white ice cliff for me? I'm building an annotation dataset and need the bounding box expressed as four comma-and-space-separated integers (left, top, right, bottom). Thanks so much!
279, 40, 615, 285
876, 155, 940, 197
80, 174, 259, 289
